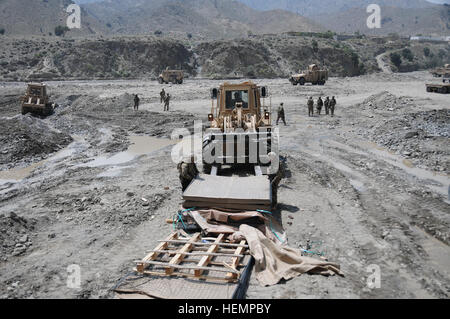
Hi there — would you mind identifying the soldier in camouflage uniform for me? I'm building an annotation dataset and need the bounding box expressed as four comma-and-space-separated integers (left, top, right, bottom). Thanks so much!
177, 156, 199, 192
164, 93, 171, 111
160, 89, 166, 104
330, 96, 336, 117
307, 97, 314, 117
276, 103, 286, 126
324, 97, 330, 115
316, 97, 323, 115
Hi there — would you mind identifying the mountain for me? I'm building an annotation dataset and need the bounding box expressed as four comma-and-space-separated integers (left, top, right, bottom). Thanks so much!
238, 0, 449, 36
237, 0, 434, 16
81, 0, 323, 38
314, 5, 450, 36
0, 0, 106, 36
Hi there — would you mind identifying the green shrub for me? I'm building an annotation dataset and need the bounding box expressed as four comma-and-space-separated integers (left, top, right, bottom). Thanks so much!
402, 48, 414, 62
54, 25, 70, 37
390, 52, 402, 68
423, 47, 430, 57
0, 28, 5, 35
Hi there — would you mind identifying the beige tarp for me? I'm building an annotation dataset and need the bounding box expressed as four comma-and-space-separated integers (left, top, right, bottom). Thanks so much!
239, 224, 343, 286
187, 210, 343, 286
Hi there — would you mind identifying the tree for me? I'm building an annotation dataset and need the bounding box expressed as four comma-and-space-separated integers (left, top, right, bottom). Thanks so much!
423, 47, 430, 57
390, 52, 402, 68
154, 30, 163, 36
0, 28, 5, 35
402, 48, 414, 62
312, 40, 318, 53
54, 25, 70, 37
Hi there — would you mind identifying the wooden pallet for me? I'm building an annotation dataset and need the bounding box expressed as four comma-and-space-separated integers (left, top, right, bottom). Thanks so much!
135, 232, 249, 283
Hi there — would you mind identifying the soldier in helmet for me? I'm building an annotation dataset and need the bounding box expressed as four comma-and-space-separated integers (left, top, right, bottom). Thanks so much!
316, 97, 323, 115
330, 96, 337, 117
164, 93, 171, 111
324, 96, 330, 115
276, 103, 286, 126
160, 88, 166, 104
177, 155, 199, 192
307, 97, 314, 117
134, 94, 140, 111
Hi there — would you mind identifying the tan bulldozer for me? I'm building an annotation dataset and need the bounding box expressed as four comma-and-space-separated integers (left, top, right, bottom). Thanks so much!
289, 64, 328, 86
20, 83, 55, 116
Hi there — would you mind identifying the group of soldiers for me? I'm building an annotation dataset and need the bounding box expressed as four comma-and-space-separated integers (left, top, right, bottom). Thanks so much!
307, 96, 336, 117
160, 89, 171, 111
276, 96, 337, 125
132, 89, 172, 111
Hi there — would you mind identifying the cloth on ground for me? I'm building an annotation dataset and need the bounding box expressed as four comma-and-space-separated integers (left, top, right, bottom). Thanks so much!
239, 224, 343, 286
189, 209, 286, 244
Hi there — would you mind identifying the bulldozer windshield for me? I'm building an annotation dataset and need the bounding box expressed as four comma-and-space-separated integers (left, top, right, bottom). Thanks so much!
29, 87, 43, 96
225, 90, 249, 109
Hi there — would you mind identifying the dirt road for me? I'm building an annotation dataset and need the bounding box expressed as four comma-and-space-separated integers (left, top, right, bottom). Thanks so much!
0, 71, 448, 299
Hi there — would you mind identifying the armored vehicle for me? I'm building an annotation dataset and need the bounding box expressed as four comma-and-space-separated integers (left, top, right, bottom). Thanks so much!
158, 69, 184, 84
289, 64, 328, 86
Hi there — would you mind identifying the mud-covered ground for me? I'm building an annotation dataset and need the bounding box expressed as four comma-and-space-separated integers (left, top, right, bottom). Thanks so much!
0, 71, 449, 299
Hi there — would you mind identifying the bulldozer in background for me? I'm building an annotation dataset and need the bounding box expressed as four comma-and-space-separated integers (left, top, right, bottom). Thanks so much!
158, 68, 184, 84
289, 64, 328, 86
20, 83, 55, 116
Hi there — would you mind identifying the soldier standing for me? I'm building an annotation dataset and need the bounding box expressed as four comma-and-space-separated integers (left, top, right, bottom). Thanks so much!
324, 97, 330, 115
330, 96, 337, 117
134, 94, 140, 111
317, 97, 323, 115
177, 156, 199, 192
276, 103, 286, 126
164, 93, 171, 111
160, 88, 166, 104
307, 97, 314, 117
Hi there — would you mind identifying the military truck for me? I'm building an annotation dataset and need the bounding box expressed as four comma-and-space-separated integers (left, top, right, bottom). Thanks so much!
158, 68, 184, 84
203, 81, 278, 174
289, 64, 328, 86
21, 83, 54, 116
431, 64, 450, 78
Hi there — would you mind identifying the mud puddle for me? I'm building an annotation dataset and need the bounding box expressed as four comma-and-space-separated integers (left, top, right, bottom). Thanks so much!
0, 139, 80, 185
80, 135, 177, 177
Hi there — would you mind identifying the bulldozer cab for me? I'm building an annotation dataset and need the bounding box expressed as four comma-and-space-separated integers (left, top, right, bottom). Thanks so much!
25, 84, 47, 104
208, 82, 271, 131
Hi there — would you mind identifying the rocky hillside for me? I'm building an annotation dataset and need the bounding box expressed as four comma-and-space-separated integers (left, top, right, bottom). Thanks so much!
0, 0, 106, 36
1, 34, 448, 81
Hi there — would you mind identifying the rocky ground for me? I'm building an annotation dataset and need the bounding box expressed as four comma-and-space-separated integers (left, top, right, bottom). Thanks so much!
0, 70, 449, 299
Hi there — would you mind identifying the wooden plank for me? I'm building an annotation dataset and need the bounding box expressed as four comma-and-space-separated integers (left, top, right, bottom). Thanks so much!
226, 240, 246, 280
138, 260, 239, 274
136, 232, 178, 273
145, 249, 243, 258
157, 239, 248, 248
136, 269, 239, 283
166, 233, 201, 275
195, 234, 224, 277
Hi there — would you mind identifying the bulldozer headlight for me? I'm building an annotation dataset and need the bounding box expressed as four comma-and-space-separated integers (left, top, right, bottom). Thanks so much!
208, 113, 214, 121
265, 112, 270, 119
